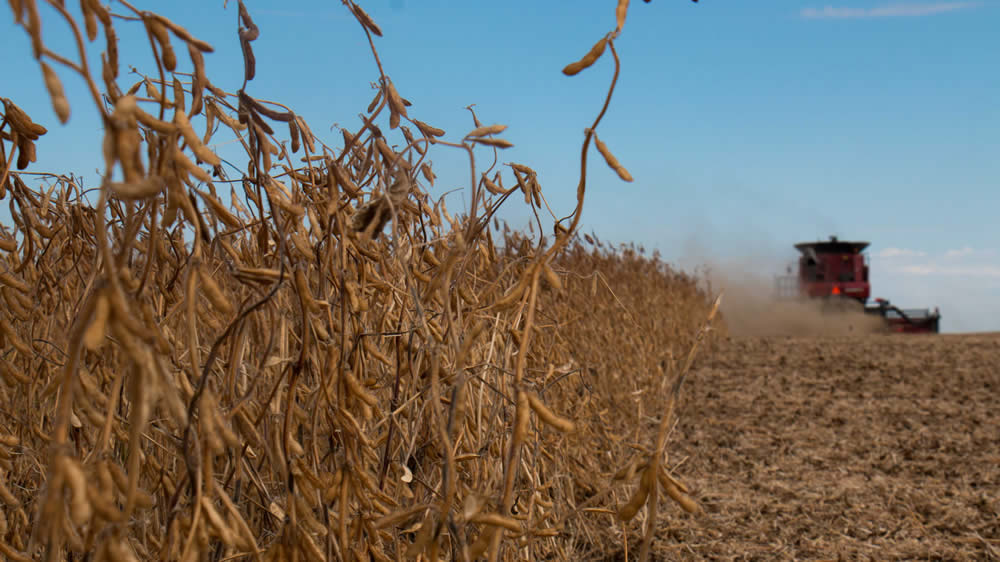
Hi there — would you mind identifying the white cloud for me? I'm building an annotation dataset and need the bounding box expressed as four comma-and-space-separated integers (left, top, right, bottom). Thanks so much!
877, 247, 926, 258
897, 264, 1000, 277
945, 247, 996, 258
945, 247, 974, 257
801, 2, 980, 19
873, 246, 1000, 279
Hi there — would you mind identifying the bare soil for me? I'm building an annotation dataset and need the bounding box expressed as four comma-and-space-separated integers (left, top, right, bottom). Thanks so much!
647, 333, 1000, 560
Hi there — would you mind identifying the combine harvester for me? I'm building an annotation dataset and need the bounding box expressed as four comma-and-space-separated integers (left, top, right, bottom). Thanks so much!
775, 236, 941, 333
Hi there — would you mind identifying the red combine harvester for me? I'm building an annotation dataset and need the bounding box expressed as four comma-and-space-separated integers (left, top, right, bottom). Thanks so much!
775, 236, 941, 333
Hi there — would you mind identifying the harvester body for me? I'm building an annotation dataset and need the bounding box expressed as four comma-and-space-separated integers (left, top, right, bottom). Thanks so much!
776, 236, 941, 333
793, 237, 871, 302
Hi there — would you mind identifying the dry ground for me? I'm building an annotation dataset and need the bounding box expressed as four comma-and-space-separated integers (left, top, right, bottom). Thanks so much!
641, 332, 999, 561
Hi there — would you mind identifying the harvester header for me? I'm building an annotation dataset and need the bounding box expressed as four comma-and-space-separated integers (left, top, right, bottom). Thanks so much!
776, 235, 941, 333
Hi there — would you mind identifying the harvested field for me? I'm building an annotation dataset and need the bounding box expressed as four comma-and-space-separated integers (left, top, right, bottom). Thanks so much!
637, 332, 1000, 560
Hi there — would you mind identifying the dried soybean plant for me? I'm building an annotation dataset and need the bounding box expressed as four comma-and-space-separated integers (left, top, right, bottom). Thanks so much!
1, 0, 713, 560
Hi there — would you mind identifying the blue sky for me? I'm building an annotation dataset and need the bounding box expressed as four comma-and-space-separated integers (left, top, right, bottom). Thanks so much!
2, 1, 998, 332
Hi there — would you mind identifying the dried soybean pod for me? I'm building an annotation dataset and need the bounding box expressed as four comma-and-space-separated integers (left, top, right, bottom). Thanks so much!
238, 0, 260, 40
88, 0, 110, 26
295, 116, 316, 153
366, 88, 382, 113
288, 119, 300, 154
60, 457, 92, 526
562, 36, 608, 76
0, 540, 31, 562
109, 176, 168, 200
152, 14, 214, 52
173, 148, 213, 183
293, 268, 319, 312
542, 262, 563, 291
375, 137, 396, 163
0, 272, 29, 294
413, 119, 445, 138
241, 37, 256, 82
513, 391, 532, 443
290, 231, 315, 261
188, 44, 206, 116
24, 0, 42, 58
467, 527, 497, 561
81, 0, 98, 41
330, 163, 359, 196
105, 24, 119, 78
174, 109, 220, 165
385, 79, 407, 129
83, 291, 110, 350
147, 18, 177, 71
365, 339, 393, 368
482, 175, 504, 195
593, 134, 633, 182
239, 91, 294, 122
203, 101, 217, 145
125, 78, 143, 97
616, 0, 630, 32
492, 276, 529, 310
16, 137, 34, 170
659, 468, 699, 514
466, 124, 507, 138
199, 496, 236, 545
510, 163, 536, 176
1, 289, 29, 321
3, 99, 47, 138
207, 83, 227, 97
525, 392, 575, 432
144, 78, 162, 101
199, 267, 234, 316
472, 137, 513, 149
134, 107, 176, 134
0, 357, 30, 385
343, 369, 378, 408
196, 189, 241, 229
172, 76, 185, 113
420, 163, 435, 186
351, 1, 383, 36
618, 465, 654, 521
400, 124, 416, 146
470, 512, 522, 533
210, 100, 246, 132
233, 410, 262, 448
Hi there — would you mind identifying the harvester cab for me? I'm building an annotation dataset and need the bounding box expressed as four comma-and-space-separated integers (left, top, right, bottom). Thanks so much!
775, 235, 870, 305
775, 235, 941, 333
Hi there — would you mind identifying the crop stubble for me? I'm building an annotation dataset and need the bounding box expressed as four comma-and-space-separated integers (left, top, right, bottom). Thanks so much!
647, 333, 1000, 560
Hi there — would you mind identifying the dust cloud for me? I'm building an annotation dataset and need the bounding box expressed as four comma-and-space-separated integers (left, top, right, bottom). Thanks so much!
694, 261, 885, 338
